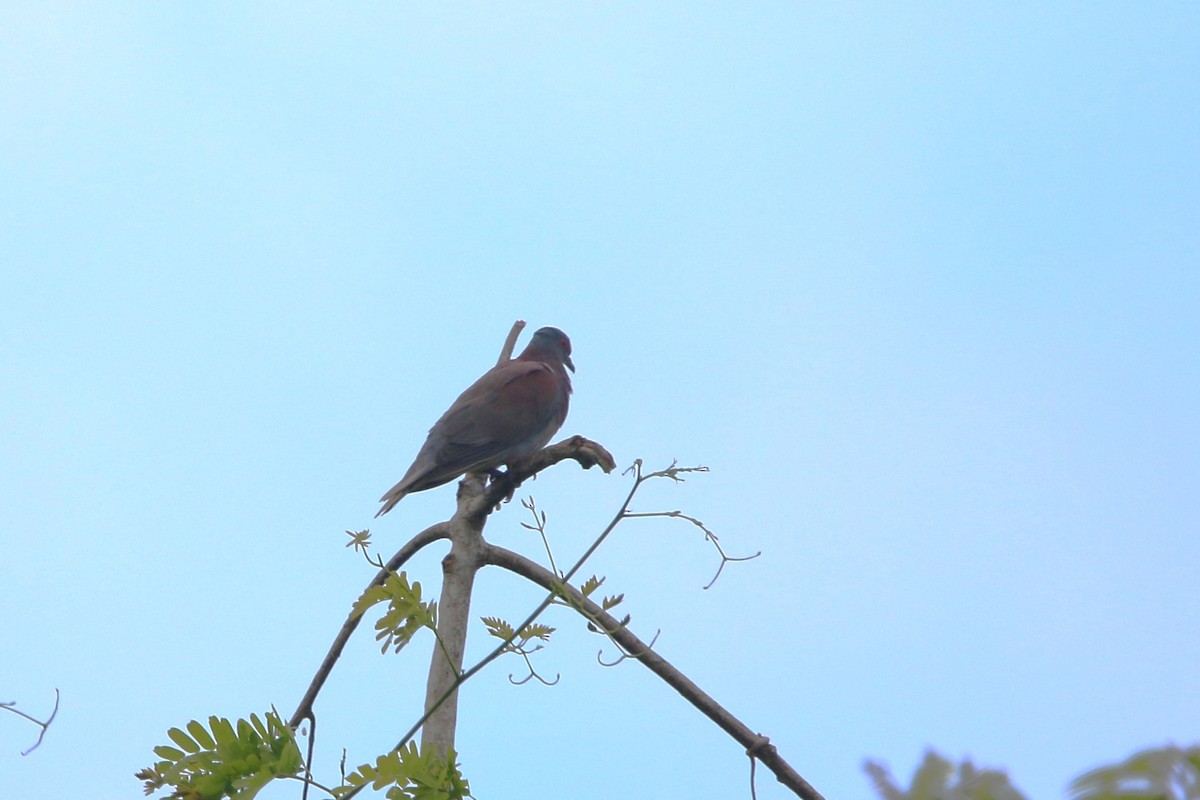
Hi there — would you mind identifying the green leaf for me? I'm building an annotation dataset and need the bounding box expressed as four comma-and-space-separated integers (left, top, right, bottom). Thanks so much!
167, 727, 200, 753
520, 624, 555, 641
482, 617, 515, 640
352, 584, 390, 619
187, 719, 217, 750
580, 575, 605, 597
210, 716, 237, 749
601, 593, 624, 610
153, 745, 186, 761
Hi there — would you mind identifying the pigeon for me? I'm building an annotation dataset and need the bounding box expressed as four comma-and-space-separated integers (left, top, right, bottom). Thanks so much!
375, 326, 574, 517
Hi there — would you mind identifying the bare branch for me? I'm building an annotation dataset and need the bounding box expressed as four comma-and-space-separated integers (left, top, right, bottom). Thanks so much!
520, 496, 560, 577
1, 689, 59, 755
485, 545, 825, 800
622, 509, 761, 589
288, 522, 450, 729
480, 435, 617, 512
496, 320, 526, 365
420, 476, 489, 755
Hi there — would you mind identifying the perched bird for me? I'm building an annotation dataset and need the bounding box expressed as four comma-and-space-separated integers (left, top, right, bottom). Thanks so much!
375, 326, 575, 517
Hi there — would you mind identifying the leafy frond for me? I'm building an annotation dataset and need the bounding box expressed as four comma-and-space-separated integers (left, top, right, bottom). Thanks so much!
1070, 744, 1200, 800
864, 760, 907, 800
137, 710, 302, 800
910, 751, 954, 798
864, 750, 1026, 800
481, 616, 555, 647
336, 743, 471, 800
521, 624, 555, 641
601, 593, 624, 611
345, 529, 372, 553
481, 617, 515, 641
579, 575, 605, 597
352, 571, 438, 655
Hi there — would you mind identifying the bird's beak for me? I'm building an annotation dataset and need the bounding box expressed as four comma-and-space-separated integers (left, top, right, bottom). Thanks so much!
564, 354, 575, 373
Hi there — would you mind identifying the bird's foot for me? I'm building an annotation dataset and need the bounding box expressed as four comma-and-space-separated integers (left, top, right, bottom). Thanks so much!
484, 468, 520, 506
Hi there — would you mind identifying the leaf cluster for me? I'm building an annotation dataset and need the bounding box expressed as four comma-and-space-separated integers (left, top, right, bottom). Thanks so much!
352, 571, 439, 655
480, 617, 555, 651
136, 711, 302, 800
868, 746, 1200, 800
336, 742, 471, 800
1070, 745, 1200, 800
577, 574, 629, 632
865, 750, 1026, 800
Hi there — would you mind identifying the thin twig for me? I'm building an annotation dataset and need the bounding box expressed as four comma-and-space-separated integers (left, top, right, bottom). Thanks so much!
497, 320, 526, 365
508, 645, 560, 687
597, 629, 662, 667
621, 509, 761, 589
281, 772, 340, 796
288, 522, 450, 729
520, 496, 559, 577
1, 689, 59, 755
301, 714, 316, 800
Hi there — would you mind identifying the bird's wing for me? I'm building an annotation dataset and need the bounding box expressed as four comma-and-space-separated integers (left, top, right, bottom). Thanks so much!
376, 360, 569, 517
430, 360, 566, 468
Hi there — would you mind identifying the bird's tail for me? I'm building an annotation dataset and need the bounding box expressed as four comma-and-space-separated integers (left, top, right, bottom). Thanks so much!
375, 488, 407, 518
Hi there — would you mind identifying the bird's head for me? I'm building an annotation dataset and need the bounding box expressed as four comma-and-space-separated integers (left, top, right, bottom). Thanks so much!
531, 326, 575, 373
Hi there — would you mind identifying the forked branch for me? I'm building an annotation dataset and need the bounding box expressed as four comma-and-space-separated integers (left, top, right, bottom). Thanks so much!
1, 689, 59, 755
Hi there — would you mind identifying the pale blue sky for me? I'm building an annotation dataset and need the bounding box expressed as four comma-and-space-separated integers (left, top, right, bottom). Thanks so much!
2, 3, 1197, 799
